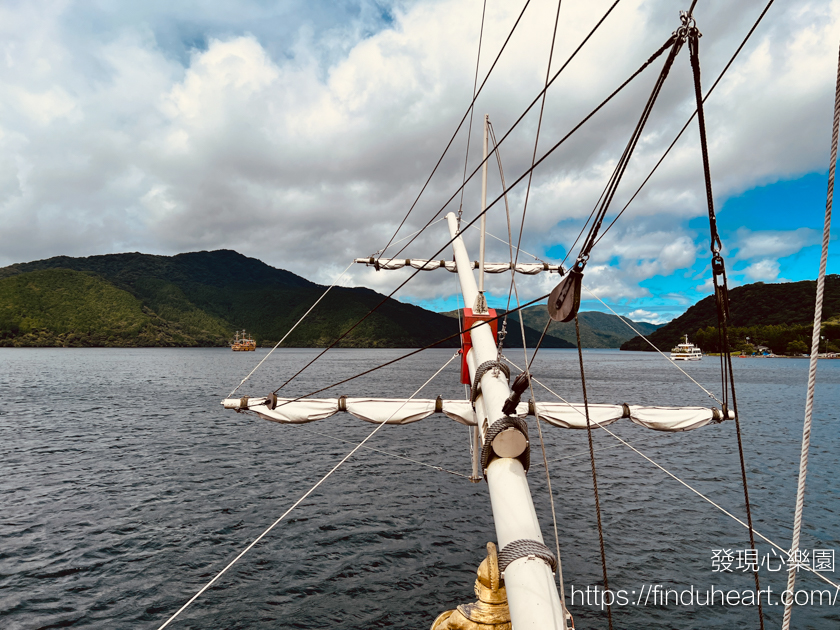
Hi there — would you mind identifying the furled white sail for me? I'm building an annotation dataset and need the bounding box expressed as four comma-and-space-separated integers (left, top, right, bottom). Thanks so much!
354, 258, 562, 274
223, 397, 731, 432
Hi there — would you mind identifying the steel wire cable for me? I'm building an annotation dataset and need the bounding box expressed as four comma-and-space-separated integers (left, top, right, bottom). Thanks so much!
270, 36, 673, 395
593, 0, 776, 247
383, 0, 624, 263
376, 0, 535, 260
159, 354, 458, 629
457, 0, 488, 226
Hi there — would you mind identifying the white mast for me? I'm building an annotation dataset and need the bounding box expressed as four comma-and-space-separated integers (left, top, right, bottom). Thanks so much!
446, 212, 566, 629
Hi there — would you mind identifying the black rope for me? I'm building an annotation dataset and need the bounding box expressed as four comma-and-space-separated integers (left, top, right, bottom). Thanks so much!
510, 0, 563, 279
457, 0, 488, 226
384, 0, 624, 263
593, 0, 776, 247
271, 34, 671, 395
532, 317, 553, 366
575, 315, 612, 630
573, 32, 682, 275
688, 25, 764, 630
557, 30, 679, 272
271, 291, 550, 403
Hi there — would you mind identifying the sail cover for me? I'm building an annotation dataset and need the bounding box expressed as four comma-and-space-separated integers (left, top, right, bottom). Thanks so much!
354, 258, 562, 275
223, 397, 731, 432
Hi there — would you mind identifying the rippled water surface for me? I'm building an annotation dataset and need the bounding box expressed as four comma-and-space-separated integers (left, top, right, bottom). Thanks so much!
2, 348, 839, 629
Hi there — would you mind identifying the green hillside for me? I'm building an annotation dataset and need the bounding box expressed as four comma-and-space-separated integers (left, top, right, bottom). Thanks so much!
515, 306, 661, 348
0, 269, 212, 347
0, 250, 565, 348
620, 276, 840, 354
442, 306, 660, 348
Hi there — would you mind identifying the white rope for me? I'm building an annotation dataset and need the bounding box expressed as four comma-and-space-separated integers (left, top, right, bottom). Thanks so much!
473, 225, 545, 262
501, 356, 840, 592
781, 43, 840, 630
227, 260, 355, 397
158, 352, 459, 629
581, 283, 722, 405
370, 217, 445, 257
551, 434, 666, 462
594, 421, 840, 592
293, 424, 471, 479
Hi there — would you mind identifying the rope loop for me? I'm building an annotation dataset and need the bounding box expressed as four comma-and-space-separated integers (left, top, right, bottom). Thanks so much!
470, 360, 511, 405
498, 539, 557, 573
480, 415, 529, 474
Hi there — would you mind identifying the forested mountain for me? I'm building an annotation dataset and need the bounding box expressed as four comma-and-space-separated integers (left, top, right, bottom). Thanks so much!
620, 276, 840, 354
0, 250, 566, 348
442, 307, 660, 348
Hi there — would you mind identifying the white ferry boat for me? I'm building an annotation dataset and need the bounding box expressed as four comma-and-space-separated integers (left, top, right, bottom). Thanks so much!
671, 334, 703, 361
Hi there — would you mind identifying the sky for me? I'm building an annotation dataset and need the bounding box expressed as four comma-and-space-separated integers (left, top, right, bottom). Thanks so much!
1, 0, 839, 324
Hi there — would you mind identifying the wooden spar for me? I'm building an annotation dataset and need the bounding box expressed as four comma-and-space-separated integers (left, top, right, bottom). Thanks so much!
446, 212, 566, 629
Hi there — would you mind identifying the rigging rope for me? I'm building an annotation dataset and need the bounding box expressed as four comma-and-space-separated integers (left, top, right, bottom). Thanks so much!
159, 353, 458, 630
687, 22, 764, 628
377, 0, 534, 259
574, 315, 613, 630
593, 0, 776, 247
370, 217, 445, 257
781, 42, 840, 630
582, 283, 721, 404
270, 33, 674, 395
384, 0, 623, 263
573, 32, 682, 276
475, 224, 545, 262
457, 0, 487, 227
499, 355, 840, 594
486, 45, 570, 605
511, 0, 563, 279
593, 420, 840, 593
227, 260, 355, 398
271, 291, 550, 404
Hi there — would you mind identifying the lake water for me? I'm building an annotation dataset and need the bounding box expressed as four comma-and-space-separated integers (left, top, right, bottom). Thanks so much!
1, 347, 838, 629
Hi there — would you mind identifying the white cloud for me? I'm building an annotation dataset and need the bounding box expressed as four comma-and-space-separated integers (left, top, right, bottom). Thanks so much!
742, 258, 781, 281
731, 227, 820, 261
0, 0, 837, 309
627, 309, 667, 324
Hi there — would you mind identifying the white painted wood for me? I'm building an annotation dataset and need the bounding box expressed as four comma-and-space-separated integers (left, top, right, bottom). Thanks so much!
446, 211, 566, 630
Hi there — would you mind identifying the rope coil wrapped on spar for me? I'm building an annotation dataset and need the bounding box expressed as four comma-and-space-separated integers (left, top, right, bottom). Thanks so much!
498, 539, 557, 574
480, 415, 530, 474
470, 360, 511, 406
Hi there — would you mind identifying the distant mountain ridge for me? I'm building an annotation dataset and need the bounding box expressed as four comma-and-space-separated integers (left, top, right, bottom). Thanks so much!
442, 306, 661, 348
0, 250, 569, 348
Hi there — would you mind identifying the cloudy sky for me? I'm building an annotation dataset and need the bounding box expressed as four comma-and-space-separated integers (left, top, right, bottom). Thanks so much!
2, 0, 838, 323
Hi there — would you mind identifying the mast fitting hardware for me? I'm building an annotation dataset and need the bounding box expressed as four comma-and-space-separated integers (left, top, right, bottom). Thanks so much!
480, 416, 529, 475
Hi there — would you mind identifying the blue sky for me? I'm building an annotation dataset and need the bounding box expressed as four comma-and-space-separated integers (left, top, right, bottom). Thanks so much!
1, 0, 838, 324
